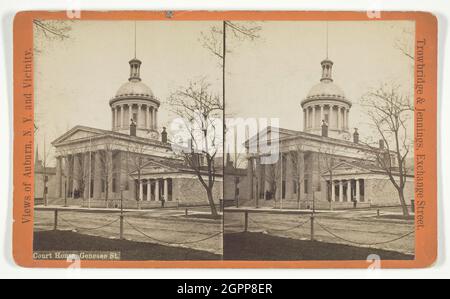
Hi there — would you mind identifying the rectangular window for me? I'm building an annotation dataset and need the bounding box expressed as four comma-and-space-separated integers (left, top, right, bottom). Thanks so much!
304, 179, 309, 194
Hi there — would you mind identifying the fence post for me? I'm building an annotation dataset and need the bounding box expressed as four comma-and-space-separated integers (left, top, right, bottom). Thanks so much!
310, 213, 315, 241
119, 215, 124, 240
244, 211, 249, 232
185, 208, 188, 216
53, 209, 58, 231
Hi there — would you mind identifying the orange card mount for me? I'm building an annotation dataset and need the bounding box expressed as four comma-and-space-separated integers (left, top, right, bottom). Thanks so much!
13, 11, 437, 268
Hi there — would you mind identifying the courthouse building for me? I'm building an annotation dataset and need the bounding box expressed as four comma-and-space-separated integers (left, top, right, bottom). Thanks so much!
49, 56, 222, 208
241, 58, 414, 209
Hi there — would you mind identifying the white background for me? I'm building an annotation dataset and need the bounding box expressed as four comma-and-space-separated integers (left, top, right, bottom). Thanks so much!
0, 0, 448, 279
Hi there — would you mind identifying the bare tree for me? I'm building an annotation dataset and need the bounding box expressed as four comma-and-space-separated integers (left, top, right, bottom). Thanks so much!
201, 21, 261, 171
60, 152, 73, 206
34, 20, 71, 39
394, 27, 414, 61
362, 83, 413, 217
264, 158, 282, 208
36, 139, 52, 206
79, 153, 89, 201
98, 144, 116, 207
318, 145, 339, 210
168, 79, 223, 217
125, 141, 150, 208
288, 147, 307, 210
200, 21, 261, 62
33, 20, 72, 54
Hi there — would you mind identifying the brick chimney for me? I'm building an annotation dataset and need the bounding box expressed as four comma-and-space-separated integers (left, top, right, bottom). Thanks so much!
321, 120, 328, 137
161, 127, 168, 143
130, 119, 137, 137
353, 128, 359, 143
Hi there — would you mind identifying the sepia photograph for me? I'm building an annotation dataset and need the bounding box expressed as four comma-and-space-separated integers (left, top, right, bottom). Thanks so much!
32, 20, 226, 261
29, 16, 422, 264
222, 20, 416, 261
1, 0, 444, 282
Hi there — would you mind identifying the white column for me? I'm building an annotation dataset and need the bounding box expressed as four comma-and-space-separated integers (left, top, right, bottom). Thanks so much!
144, 106, 147, 129
139, 179, 143, 201
112, 108, 115, 129
93, 152, 102, 199
147, 106, 151, 130
148, 107, 153, 130
303, 109, 306, 130
343, 108, 347, 130
147, 180, 151, 201
329, 106, 333, 129
339, 180, 343, 202
120, 105, 125, 128
346, 109, 350, 130
347, 180, 351, 202
331, 180, 335, 202
154, 108, 158, 129
73, 154, 81, 196
320, 105, 324, 124
83, 153, 90, 199
337, 107, 341, 130
285, 154, 293, 200
155, 180, 160, 201
164, 179, 169, 201
56, 157, 62, 197
312, 106, 316, 129
356, 179, 361, 202
138, 104, 142, 127
306, 108, 310, 128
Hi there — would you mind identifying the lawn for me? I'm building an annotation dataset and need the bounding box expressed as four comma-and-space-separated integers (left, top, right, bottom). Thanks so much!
34, 230, 222, 261
223, 232, 414, 261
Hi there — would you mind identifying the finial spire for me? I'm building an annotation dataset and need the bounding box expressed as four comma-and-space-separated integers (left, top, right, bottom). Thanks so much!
134, 21, 137, 59
35, 144, 39, 167
326, 21, 329, 59
320, 22, 333, 82
129, 21, 142, 81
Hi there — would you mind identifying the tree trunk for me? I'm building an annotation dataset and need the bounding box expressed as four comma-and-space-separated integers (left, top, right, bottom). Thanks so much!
206, 188, 218, 217
398, 189, 410, 217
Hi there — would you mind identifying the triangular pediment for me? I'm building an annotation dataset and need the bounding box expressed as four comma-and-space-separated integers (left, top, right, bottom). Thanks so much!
136, 159, 182, 176
247, 126, 298, 147
52, 126, 107, 145
323, 161, 375, 176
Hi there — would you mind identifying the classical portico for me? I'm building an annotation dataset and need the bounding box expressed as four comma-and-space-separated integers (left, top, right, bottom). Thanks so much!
136, 178, 172, 202
326, 179, 365, 203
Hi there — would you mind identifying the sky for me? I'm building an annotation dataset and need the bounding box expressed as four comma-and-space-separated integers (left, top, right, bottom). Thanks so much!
226, 21, 414, 132
34, 20, 414, 164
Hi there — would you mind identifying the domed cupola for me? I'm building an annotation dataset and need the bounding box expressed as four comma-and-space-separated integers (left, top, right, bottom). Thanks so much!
109, 58, 160, 139
301, 58, 352, 140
